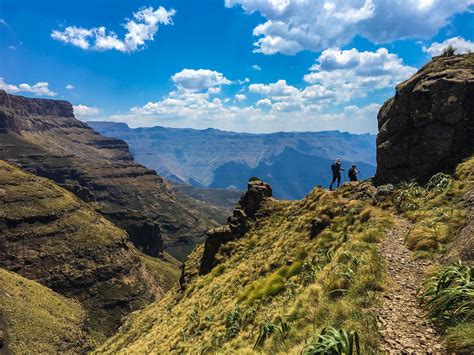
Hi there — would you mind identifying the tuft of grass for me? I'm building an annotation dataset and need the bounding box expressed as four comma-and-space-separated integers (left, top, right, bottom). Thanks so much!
442, 45, 456, 57
420, 261, 473, 324
419, 262, 474, 353
446, 322, 474, 353
302, 327, 360, 355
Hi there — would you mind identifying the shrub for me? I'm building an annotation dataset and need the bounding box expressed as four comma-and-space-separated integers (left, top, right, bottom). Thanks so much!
248, 176, 261, 182
419, 261, 474, 324
302, 327, 360, 355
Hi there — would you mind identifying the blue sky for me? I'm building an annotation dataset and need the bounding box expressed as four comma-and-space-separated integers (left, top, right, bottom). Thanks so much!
1, 0, 473, 133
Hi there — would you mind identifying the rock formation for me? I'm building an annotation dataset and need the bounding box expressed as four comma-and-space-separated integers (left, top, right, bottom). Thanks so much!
0, 90, 222, 259
198, 179, 273, 275
0, 160, 162, 338
375, 54, 474, 184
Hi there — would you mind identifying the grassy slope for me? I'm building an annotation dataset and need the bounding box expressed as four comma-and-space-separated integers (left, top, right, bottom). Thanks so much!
99, 184, 394, 353
99, 156, 473, 354
0, 269, 89, 353
0, 160, 179, 344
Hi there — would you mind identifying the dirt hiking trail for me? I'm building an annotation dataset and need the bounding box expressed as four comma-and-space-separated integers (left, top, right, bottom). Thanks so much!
375, 217, 446, 353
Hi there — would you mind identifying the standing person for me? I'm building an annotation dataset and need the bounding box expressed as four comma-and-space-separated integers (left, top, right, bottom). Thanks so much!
329, 158, 344, 191
348, 165, 359, 182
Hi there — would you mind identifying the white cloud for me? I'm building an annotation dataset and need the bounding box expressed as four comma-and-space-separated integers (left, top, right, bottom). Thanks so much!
207, 86, 221, 94
422, 36, 474, 56
171, 69, 232, 91
304, 48, 416, 101
73, 104, 100, 116
0, 19, 8, 27
66, 84, 75, 90
51, 6, 175, 53
235, 94, 247, 101
252, 64, 262, 71
0, 78, 57, 96
225, 0, 474, 55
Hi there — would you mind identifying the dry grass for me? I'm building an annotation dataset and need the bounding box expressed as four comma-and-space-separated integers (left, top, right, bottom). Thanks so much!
0, 268, 89, 353
97, 186, 393, 354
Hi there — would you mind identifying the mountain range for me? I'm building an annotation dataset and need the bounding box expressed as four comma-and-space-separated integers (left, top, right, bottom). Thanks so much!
88, 122, 377, 199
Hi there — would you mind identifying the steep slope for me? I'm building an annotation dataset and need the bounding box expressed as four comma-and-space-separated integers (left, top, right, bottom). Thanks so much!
0, 90, 222, 259
376, 53, 474, 184
97, 155, 474, 354
89, 122, 376, 199
98, 55, 473, 354
0, 160, 172, 342
0, 269, 89, 353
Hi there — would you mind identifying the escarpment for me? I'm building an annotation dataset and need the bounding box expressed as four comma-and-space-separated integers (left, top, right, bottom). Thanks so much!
375, 54, 474, 185
0, 90, 222, 259
0, 160, 164, 340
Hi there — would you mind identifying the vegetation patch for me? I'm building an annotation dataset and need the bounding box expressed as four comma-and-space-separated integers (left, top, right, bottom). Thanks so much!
0, 269, 89, 353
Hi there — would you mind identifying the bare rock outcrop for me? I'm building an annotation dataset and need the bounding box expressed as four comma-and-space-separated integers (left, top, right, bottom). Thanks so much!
198, 179, 273, 275
375, 54, 474, 185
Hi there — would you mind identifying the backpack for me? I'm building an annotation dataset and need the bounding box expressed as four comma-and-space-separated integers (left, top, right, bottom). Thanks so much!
331, 163, 338, 173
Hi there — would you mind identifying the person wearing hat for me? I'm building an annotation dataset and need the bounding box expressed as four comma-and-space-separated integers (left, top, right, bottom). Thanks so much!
329, 158, 344, 191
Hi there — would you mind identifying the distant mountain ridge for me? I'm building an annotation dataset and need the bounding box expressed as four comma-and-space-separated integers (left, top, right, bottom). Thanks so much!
0, 90, 224, 260
88, 122, 376, 199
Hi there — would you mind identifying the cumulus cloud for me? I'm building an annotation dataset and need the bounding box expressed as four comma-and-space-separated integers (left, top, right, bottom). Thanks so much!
235, 94, 247, 101
304, 48, 416, 101
225, 0, 474, 55
422, 36, 474, 56
51, 6, 175, 53
171, 69, 232, 91
66, 84, 75, 90
0, 78, 57, 96
73, 104, 100, 116
252, 64, 262, 71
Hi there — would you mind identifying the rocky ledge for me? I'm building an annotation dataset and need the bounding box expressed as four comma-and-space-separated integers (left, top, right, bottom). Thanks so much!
198, 179, 273, 276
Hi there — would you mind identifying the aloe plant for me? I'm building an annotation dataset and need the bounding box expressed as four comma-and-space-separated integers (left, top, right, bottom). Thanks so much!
302, 327, 360, 355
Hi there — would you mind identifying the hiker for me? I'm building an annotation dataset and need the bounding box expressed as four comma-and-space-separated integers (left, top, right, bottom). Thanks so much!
329, 158, 344, 191
348, 165, 359, 182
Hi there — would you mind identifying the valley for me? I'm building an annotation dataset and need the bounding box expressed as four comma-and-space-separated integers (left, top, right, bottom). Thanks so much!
0, 53, 473, 354
89, 122, 376, 199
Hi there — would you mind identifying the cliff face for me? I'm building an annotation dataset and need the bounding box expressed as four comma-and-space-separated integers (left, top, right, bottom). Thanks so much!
375, 54, 474, 184
0, 160, 162, 340
0, 90, 222, 259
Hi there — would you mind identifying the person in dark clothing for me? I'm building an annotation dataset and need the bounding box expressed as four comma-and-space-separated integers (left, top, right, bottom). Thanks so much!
348, 165, 359, 182
329, 158, 344, 191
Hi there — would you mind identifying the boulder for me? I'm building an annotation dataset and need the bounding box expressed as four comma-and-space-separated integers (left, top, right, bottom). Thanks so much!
375, 54, 474, 185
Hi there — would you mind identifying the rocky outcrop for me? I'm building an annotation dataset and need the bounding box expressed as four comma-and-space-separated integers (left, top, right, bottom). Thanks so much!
0, 160, 162, 338
0, 90, 222, 260
198, 179, 273, 275
375, 54, 474, 185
